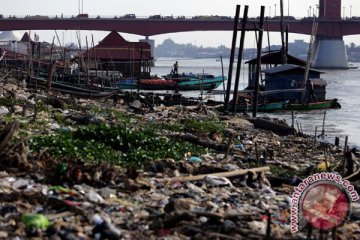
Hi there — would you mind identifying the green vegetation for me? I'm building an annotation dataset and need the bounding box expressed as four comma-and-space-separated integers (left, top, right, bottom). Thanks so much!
0, 96, 25, 107
183, 118, 224, 133
149, 117, 224, 134
29, 124, 206, 167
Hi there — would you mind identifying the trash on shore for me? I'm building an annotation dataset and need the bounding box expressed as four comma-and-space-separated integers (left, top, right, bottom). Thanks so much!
0, 76, 359, 239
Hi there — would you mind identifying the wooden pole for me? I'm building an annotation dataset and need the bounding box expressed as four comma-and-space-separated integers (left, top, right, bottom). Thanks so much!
280, 0, 287, 64
232, 5, 249, 113
47, 36, 55, 93
252, 6, 265, 118
137, 48, 143, 93
265, 210, 271, 240
266, 18, 271, 55
286, 24, 289, 58
344, 136, 348, 154
224, 5, 241, 111
160, 166, 270, 183
220, 55, 226, 100
47, 64, 54, 93
321, 111, 326, 139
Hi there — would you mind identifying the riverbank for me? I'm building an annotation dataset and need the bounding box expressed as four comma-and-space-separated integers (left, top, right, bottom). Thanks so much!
0, 78, 360, 239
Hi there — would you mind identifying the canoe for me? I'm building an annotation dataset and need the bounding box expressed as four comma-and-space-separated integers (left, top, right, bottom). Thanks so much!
284, 99, 341, 111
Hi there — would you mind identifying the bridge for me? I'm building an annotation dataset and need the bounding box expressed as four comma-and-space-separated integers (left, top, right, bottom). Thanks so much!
0, 0, 354, 68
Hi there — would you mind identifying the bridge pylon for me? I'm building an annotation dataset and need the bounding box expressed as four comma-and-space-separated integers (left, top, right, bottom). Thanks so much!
312, 0, 348, 69
312, 37, 348, 69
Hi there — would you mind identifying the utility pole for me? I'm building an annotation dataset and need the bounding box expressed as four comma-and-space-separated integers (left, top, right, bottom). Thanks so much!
275, 4, 277, 17
288, 0, 290, 17
269, 6, 272, 18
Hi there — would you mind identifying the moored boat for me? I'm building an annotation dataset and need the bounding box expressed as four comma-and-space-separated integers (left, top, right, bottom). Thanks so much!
244, 51, 341, 111
116, 73, 224, 91
217, 101, 288, 112
284, 99, 341, 111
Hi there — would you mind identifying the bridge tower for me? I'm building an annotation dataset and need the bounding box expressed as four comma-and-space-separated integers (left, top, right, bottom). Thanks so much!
312, 0, 348, 69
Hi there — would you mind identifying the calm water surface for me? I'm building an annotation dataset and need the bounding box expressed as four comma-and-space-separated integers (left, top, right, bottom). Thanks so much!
152, 58, 360, 148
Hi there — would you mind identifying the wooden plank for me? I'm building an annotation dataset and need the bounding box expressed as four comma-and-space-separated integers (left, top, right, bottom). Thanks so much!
159, 166, 270, 183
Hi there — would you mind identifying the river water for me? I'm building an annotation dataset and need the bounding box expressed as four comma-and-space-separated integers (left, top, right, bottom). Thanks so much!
152, 57, 360, 148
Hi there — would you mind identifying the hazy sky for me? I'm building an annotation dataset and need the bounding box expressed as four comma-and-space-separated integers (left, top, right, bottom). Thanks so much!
2, 0, 360, 47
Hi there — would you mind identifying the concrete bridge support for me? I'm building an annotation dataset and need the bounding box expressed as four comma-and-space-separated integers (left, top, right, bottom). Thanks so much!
312, 37, 349, 69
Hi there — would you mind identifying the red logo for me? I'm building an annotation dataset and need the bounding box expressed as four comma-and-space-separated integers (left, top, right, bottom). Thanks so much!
300, 182, 350, 230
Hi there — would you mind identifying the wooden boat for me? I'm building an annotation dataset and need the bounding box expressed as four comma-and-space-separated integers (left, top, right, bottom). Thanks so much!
27, 77, 117, 99
163, 73, 225, 90
116, 78, 138, 90
244, 52, 341, 111
116, 73, 224, 91
284, 99, 341, 111
218, 100, 288, 112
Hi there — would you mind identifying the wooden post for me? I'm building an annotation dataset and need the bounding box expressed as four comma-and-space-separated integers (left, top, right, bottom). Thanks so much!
252, 6, 265, 118
279, 0, 287, 64
232, 5, 249, 113
138, 48, 143, 93
314, 126, 318, 146
296, 121, 301, 133
265, 210, 271, 240
335, 137, 340, 147
344, 136, 348, 154
220, 55, 226, 100
321, 111, 326, 139
286, 24, 289, 58
255, 141, 259, 164
47, 64, 54, 93
224, 5, 241, 111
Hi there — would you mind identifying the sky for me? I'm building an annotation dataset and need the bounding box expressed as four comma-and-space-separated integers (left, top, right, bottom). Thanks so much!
2, 0, 360, 48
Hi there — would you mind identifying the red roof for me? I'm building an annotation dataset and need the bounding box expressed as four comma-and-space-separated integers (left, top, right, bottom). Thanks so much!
83, 30, 152, 61
20, 32, 32, 42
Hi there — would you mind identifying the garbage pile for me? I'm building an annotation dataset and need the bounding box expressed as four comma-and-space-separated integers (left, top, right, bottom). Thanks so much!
0, 78, 360, 239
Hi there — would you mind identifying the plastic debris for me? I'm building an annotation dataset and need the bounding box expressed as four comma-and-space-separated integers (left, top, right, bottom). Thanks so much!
204, 175, 233, 187
188, 156, 202, 163
22, 213, 49, 230
92, 214, 122, 240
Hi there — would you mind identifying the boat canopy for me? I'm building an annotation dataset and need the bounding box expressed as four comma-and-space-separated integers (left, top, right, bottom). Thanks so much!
261, 64, 324, 75
245, 50, 306, 66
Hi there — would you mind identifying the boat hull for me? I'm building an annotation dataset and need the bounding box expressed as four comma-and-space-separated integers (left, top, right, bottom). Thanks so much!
217, 101, 287, 112
117, 77, 223, 91
284, 99, 341, 111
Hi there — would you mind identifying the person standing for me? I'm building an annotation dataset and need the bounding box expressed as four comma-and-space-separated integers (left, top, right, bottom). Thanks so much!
173, 61, 179, 75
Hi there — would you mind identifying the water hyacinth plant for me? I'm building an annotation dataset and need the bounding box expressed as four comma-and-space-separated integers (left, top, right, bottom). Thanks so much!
29, 124, 206, 167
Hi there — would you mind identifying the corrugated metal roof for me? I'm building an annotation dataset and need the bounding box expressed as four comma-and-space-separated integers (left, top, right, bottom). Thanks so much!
245, 50, 306, 66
